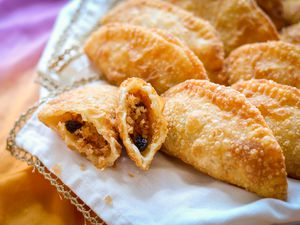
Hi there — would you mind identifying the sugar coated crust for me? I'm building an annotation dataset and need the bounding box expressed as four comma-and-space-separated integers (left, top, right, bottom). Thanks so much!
162, 79, 287, 200
233, 79, 300, 179
38, 82, 121, 169
280, 22, 300, 47
84, 23, 208, 94
102, 0, 225, 83
165, 0, 279, 54
224, 41, 300, 88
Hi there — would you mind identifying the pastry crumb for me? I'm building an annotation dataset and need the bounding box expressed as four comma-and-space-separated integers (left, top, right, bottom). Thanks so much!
104, 195, 113, 205
52, 164, 62, 175
128, 172, 135, 177
80, 163, 86, 171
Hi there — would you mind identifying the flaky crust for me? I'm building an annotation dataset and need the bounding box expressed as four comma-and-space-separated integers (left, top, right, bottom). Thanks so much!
233, 79, 300, 179
165, 0, 221, 22
165, 0, 279, 54
280, 22, 300, 47
162, 79, 287, 200
224, 41, 300, 88
117, 78, 167, 170
214, 0, 279, 54
38, 82, 121, 169
255, 0, 285, 30
102, 0, 225, 83
84, 24, 207, 94
283, 0, 300, 25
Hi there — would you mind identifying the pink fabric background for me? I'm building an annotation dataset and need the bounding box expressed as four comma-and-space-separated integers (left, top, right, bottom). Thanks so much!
0, 0, 67, 81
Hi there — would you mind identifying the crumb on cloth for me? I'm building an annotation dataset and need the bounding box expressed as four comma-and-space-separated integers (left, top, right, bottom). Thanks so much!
104, 195, 113, 205
80, 163, 86, 171
52, 164, 62, 175
128, 172, 135, 177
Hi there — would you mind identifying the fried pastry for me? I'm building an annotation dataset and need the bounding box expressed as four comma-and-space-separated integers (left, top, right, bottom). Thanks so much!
256, 0, 285, 29
281, 22, 300, 47
233, 79, 300, 179
162, 79, 287, 200
214, 0, 279, 54
38, 82, 121, 169
117, 78, 167, 170
164, 0, 221, 22
224, 41, 300, 88
283, 0, 300, 25
84, 24, 208, 93
102, 0, 225, 83
165, 0, 279, 54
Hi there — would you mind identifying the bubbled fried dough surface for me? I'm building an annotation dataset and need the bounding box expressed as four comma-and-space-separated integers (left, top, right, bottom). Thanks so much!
165, 0, 279, 54
224, 41, 300, 88
233, 79, 300, 179
38, 83, 121, 169
39, 84, 118, 127
214, 0, 279, 54
255, 0, 285, 30
84, 24, 208, 94
283, 0, 300, 25
165, 0, 219, 22
162, 80, 287, 199
102, 0, 225, 83
281, 22, 300, 47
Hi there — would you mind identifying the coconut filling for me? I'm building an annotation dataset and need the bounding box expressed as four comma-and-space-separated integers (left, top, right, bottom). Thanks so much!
57, 113, 111, 159
125, 93, 152, 153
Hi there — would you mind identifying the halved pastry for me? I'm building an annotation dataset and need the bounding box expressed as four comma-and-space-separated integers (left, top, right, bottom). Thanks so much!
162, 79, 287, 200
165, 0, 279, 54
117, 78, 167, 170
38, 82, 121, 169
233, 79, 300, 179
281, 22, 300, 47
224, 41, 300, 88
102, 0, 225, 83
84, 23, 208, 94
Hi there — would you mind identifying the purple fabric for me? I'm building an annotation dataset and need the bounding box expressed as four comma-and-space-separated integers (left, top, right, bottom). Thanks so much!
0, 0, 67, 81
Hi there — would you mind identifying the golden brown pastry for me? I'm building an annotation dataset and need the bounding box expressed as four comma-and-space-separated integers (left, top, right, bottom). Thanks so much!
214, 0, 279, 54
84, 24, 208, 94
255, 0, 285, 30
165, 0, 279, 54
283, 0, 300, 25
117, 78, 167, 170
164, 0, 222, 22
38, 82, 121, 169
281, 22, 300, 47
224, 41, 300, 88
162, 79, 287, 200
233, 79, 300, 179
102, 0, 225, 83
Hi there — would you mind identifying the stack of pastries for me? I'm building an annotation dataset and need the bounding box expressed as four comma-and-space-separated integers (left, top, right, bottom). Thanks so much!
39, 0, 300, 200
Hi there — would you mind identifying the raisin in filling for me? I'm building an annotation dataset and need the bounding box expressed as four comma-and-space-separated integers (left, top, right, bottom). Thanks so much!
134, 135, 148, 151
65, 120, 83, 133
63, 115, 110, 157
126, 93, 151, 152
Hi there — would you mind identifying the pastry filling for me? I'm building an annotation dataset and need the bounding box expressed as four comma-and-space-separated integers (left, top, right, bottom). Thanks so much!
126, 93, 151, 152
58, 114, 110, 157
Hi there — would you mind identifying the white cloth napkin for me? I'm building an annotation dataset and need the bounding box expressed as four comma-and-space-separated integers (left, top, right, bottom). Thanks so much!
15, 0, 300, 224
16, 111, 300, 225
